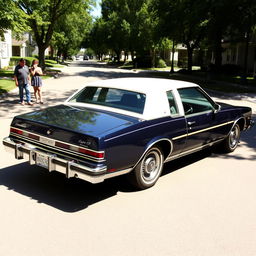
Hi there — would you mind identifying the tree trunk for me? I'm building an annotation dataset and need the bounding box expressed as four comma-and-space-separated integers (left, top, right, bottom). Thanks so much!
38, 46, 46, 71
187, 45, 193, 72
241, 32, 250, 84
213, 30, 222, 71
50, 45, 54, 59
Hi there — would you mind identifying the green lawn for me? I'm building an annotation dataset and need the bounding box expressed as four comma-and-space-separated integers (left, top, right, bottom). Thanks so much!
0, 79, 16, 94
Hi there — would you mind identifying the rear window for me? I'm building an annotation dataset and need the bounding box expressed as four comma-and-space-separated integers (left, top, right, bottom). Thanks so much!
68, 87, 146, 114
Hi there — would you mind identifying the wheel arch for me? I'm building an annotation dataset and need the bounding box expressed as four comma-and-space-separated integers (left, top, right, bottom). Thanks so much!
236, 117, 246, 131
227, 117, 245, 137
133, 138, 173, 169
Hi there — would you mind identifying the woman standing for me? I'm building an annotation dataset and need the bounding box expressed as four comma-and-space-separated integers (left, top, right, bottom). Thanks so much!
30, 59, 44, 104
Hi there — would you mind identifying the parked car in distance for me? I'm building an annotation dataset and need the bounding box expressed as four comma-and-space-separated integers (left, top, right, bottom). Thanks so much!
83, 55, 89, 60
76, 55, 83, 61
3, 78, 254, 189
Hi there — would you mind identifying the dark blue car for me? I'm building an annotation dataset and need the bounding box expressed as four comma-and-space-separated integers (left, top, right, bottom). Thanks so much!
3, 78, 254, 189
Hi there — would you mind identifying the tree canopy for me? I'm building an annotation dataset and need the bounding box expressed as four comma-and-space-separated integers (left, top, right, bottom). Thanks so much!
11, 0, 93, 68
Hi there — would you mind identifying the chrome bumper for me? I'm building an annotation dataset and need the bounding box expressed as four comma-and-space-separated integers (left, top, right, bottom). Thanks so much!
3, 137, 109, 184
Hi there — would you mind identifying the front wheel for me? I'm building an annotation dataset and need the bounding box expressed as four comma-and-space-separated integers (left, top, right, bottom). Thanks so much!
221, 124, 241, 153
129, 147, 164, 190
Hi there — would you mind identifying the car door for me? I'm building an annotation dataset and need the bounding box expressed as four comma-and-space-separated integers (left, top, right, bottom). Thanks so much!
178, 87, 216, 152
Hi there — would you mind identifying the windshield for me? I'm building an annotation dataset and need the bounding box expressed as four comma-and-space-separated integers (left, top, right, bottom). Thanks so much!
68, 86, 146, 114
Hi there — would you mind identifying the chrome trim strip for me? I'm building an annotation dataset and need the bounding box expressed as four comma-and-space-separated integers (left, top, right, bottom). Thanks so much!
172, 121, 234, 140
10, 126, 104, 161
10, 134, 105, 163
165, 138, 224, 162
104, 168, 133, 180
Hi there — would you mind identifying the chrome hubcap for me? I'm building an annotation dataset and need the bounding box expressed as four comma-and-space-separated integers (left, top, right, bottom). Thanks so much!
141, 150, 162, 183
229, 126, 239, 148
144, 158, 157, 175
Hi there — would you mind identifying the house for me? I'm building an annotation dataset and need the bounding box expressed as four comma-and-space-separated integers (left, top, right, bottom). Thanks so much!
0, 31, 51, 68
0, 30, 12, 68
221, 34, 256, 75
12, 32, 37, 57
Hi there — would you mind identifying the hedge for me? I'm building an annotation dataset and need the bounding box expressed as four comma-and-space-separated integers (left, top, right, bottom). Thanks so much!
9, 56, 37, 67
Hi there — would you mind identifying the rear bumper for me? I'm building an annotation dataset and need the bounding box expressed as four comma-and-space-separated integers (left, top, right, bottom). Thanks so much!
3, 137, 109, 184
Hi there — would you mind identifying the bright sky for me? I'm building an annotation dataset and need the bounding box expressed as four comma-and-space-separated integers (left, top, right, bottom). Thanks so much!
90, 0, 102, 18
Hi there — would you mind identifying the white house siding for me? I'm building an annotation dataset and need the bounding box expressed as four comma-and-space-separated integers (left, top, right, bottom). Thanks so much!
222, 40, 256, 75
0, 30, 12, 68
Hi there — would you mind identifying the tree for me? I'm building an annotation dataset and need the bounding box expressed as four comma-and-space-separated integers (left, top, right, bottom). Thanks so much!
14, 0, 92, 69
100, 0, 158, 62
153, 0, 208, 71
0, 0, 27, 39
52, 5, 92, 60
89, 18, 109, 60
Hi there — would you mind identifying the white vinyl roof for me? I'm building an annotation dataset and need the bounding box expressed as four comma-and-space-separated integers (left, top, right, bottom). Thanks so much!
66, 78, 199, 120
87, 77, 197, 93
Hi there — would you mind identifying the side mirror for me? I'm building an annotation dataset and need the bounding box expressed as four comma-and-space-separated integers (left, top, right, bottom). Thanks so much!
214, 104, 221, 114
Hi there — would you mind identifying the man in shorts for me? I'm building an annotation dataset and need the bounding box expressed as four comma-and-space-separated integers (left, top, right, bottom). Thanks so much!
14, 58, 33, 105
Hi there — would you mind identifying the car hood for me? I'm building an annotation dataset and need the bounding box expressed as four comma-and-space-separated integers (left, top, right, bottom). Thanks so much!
218, 102, 251, 113
14, 104, 139, 137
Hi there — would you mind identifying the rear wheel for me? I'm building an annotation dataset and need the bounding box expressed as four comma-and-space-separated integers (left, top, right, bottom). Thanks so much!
221, 124, 241, 152
129, 147, 164, 190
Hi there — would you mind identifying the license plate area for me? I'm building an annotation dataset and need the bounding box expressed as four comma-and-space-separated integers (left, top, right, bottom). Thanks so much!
36, 152, 49, 169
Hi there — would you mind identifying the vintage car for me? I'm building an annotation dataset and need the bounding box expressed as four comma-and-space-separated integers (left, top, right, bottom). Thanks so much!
3, 78, 254, 189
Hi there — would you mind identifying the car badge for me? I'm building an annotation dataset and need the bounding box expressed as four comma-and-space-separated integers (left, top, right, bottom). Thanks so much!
47, 129, 52, 135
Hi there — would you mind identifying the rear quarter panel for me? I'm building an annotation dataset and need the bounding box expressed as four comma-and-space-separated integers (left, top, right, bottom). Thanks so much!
103, 116, 187, 171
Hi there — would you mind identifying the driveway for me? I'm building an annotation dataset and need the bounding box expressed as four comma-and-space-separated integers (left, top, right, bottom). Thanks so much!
0, 60, 255, 256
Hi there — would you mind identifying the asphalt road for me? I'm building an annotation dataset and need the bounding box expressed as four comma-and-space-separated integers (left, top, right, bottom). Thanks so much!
0, 60, 255, 256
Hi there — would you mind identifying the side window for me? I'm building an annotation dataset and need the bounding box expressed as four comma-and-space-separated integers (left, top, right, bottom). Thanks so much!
166, 91, 178, 115
178, 88, 214, 115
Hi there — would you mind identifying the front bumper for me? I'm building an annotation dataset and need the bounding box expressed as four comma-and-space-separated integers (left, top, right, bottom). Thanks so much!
3, 137, 108, 184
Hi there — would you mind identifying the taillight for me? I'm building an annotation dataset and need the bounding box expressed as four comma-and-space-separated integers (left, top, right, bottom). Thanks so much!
79, 147, 105, 159
55, 141, 104, 159
10, 127, 23, 135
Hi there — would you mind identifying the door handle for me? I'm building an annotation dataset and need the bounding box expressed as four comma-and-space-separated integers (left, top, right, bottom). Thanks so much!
188, 121, 196, 126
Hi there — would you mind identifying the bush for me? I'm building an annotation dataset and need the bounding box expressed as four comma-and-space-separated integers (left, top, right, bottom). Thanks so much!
156, 58, 167, 68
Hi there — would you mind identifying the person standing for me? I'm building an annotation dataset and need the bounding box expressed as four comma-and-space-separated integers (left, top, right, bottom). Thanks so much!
14, 58, 33, 105
30, 59, 44, 104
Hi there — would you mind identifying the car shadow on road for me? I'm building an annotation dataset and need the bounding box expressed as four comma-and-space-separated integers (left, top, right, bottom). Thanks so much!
0, 150, 212, 213
0, 162, 132, 212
